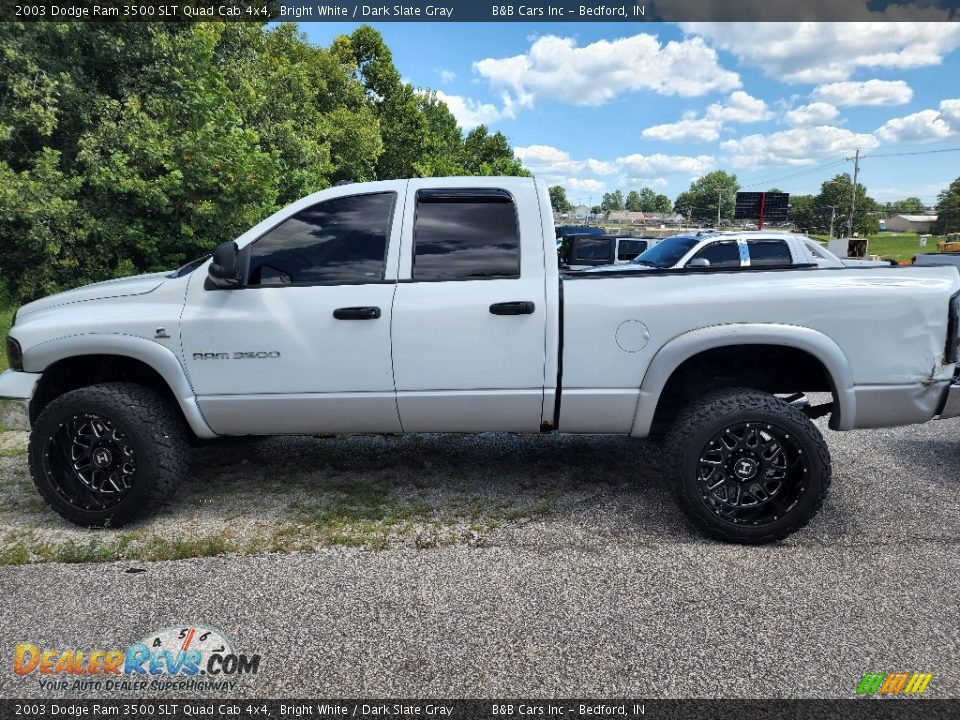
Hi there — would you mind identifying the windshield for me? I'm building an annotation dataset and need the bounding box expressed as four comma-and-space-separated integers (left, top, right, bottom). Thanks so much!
632, 236, 700, 268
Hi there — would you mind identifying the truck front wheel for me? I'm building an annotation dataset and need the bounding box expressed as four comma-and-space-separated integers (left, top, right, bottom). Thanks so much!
663, 388, 831, 543
28, 383, 188, 527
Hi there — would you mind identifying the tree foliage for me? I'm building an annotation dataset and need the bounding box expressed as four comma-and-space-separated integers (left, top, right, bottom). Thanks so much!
549, 185, 572, 214
0, 23, 527, 302
933, 178, 960, 235
674, 171, 739, 223
601, 190, 624, 213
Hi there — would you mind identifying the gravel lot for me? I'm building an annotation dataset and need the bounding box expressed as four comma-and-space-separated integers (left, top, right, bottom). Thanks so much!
0, 414, 958, 698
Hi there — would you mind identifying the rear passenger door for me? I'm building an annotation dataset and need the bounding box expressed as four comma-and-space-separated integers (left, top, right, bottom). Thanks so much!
390, 180, 548, 432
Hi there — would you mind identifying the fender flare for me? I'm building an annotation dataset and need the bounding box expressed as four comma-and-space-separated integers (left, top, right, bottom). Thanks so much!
24, 333, 217, 439
630, 323, 856, 437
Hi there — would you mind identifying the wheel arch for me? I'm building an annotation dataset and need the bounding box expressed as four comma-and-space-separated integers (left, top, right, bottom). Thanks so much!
24, 334, 216, 439
632, 324, 856, 437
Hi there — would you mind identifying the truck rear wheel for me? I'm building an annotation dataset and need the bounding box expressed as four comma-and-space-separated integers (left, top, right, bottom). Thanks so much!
28, 383, 188, 527
663, 388, 831, 543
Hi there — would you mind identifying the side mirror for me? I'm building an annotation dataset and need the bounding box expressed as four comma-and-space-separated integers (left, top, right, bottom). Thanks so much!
687, 257, 711, 268
208, 241, 241, 287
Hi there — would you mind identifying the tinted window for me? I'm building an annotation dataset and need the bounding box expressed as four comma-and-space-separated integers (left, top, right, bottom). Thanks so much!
576, 237, 612, 261
633, 236, 700, 268
248, 193, 395, 286
749, 240, 792, 267
617, 239, 648, 261
692, 241, 741, 268
414, 191, 520, 281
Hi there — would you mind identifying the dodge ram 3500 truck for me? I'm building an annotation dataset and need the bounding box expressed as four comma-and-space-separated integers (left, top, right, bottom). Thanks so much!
2, 177, 959, 542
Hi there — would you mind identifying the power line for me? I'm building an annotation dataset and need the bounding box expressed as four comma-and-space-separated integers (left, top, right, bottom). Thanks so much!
861, 147, 960, 160
740, 159, 848, 189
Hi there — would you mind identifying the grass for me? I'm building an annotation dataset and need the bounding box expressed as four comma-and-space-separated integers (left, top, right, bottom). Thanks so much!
0, 305, 13, 372
809, 232, 947, 262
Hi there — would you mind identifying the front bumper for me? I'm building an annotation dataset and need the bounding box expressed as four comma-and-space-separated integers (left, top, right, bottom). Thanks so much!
939, 380, 960, 420
0, 369, 41, 432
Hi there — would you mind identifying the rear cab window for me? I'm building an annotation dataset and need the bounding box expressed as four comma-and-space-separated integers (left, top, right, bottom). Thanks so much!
413, 189, 520, 281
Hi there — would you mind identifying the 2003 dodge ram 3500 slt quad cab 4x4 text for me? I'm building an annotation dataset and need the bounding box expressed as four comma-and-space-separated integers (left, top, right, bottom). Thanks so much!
2, 177, 959, 542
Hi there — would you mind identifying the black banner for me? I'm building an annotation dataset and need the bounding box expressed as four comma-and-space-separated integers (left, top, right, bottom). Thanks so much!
1, 0, 959, 22
2, 700, 960, 720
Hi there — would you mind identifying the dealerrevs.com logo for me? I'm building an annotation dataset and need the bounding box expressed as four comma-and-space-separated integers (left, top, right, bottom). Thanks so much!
857, 672, 933, 696
14, 625, 261, 693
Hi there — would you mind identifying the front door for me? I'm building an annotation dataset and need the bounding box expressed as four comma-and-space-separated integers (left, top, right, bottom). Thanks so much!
180, 186, 405, 435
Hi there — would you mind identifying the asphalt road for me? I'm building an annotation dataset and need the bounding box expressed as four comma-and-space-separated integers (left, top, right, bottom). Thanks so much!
1, 416, 959, 699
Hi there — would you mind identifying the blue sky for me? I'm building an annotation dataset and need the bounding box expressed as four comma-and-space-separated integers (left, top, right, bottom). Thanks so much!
297, 22, 960, 208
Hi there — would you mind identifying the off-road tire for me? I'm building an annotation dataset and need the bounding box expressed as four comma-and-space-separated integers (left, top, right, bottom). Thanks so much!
29, 383, 188, 527
663, 388, 831, 544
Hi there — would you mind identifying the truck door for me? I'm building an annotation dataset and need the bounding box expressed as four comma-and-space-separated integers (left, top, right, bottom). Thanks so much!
180, 184, 405, 435
390, 180, 548, 432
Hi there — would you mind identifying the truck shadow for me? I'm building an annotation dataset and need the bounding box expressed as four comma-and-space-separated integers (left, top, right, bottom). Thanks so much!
185, 432, 690, 548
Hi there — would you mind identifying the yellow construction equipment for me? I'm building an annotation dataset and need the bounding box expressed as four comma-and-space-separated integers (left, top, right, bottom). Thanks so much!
939, 233, 960, 253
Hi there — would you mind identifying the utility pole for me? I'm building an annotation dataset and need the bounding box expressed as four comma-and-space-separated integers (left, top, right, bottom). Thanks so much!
717, 191, 722, 228
847, 148, 860, 238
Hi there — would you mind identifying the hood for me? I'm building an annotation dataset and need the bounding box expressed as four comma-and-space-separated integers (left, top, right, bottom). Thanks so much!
17, 271, 171, 318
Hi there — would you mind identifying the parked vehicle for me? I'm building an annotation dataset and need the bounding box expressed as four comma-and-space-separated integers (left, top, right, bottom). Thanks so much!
555, 225, 605, 239
559, 234, 661, 269
585, 231, 889, 272
2, 177, 959, 543
914, 253, 960, 269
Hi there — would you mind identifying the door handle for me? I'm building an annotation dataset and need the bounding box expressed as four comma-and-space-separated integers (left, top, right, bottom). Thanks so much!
333, 306, 381, 320
489, 301, 535, 315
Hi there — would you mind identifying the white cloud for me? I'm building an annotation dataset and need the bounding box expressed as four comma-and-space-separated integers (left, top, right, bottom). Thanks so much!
940, 98, 960, 126
642, 118, 721, 142
705, 91, 773, 123
439, 69, 456, 84
641, 91, 770, 143
513, 144, 712, 197
616, 153, 715, 176
721, 126, 879, 167
682, 23, 960, 84
473, 33, 740, 109
565, 178, 606, 194
432, 90, 511, 129
514, 145, 617, 176
876, 98, 960, 143
813, 80, 913, 107
785, 102, 839, 127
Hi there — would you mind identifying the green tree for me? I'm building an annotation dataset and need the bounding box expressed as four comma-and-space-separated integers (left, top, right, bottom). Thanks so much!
0, 22, 529, 302
787, 194, 816, 232
933, 178, 960, 234
462, 125, 529, 176
674, 171, 739, 223
885, 197, 926, 215
811, 174, 878, 237
653, 194, 673, 214
624, 190, 642, 212
601, 190, 624, 213
549, 185, 572, 214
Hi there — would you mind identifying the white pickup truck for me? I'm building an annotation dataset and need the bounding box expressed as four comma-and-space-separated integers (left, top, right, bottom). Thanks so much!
2, 177, 959, 543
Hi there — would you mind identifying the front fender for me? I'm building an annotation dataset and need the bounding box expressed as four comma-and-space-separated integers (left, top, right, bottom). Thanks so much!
24, 334, 217, 439
630, 323, 856, 437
